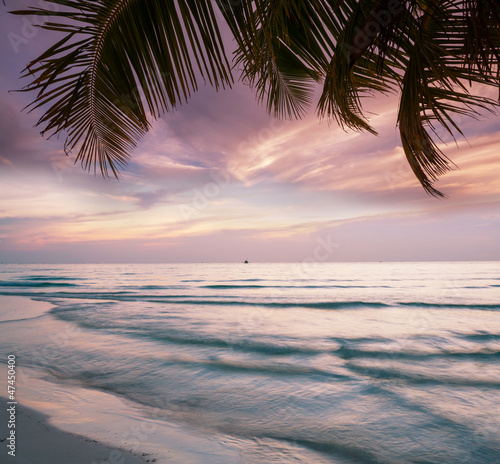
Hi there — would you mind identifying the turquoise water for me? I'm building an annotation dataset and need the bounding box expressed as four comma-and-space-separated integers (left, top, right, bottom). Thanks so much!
1, 262, 500, 463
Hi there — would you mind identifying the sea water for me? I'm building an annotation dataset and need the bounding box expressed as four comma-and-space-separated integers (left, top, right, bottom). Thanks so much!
0, 262, 499, 463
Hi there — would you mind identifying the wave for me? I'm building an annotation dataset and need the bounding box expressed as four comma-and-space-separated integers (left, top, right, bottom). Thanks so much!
201, 284, 389, 289
0, 314, 48, 324
265, 436, 381, 464
42, 294, 392, 310
136, 285, 187, 290
335, 345, 500, 361
47, 310, 333, 357
2, 282, 498, 313
161, 357, 351, 380
460, 333, 500, 341
145, 299, 391, 310
183, 279, 263, 283
22, 276, 83, 281
399, 302, 500, 311
0, 281, 79, 287
346, 363, 500, 388
107, 327, 326, 356
202, 284, 271, 289
59, 306, 498, 365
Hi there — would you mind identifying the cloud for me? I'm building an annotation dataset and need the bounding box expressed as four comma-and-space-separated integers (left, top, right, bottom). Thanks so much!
1, 4, 500, 263
3, 198, 500, 263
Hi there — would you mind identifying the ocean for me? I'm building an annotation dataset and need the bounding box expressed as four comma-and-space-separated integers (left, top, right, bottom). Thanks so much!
1, 262, 500, 463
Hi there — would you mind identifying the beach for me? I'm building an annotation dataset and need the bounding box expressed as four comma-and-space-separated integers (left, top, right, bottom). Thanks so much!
0, 376, 246, 464
1, 263, 500, 463
0, 295, 150, 464
0, 295, 247, 464
0, 396, 147, 464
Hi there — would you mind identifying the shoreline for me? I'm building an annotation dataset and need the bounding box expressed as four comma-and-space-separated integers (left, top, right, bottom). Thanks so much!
0, 395, 147, 464
0, 362, 247, 464
0, 295, 247, 464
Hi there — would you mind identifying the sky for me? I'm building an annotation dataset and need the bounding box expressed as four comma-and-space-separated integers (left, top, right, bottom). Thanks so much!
0, 2, 499, 263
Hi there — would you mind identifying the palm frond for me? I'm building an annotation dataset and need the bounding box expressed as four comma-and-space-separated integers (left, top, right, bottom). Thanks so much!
396, 0, 500, 196
315, 0, 500, 195
12, 0, 233, 176
234, 30, 318, 119
217, 0, 336, 118
10, 0, 500, 196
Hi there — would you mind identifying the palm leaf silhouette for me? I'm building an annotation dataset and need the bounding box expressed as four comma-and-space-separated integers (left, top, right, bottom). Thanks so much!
11, 0, 500, 196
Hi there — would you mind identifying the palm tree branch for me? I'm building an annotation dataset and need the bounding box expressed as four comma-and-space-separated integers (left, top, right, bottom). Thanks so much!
397, 1, 500, 196
12, 0, 233, 176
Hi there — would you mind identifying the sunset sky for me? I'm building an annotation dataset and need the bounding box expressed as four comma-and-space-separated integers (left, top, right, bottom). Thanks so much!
1, 2, 499, 263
